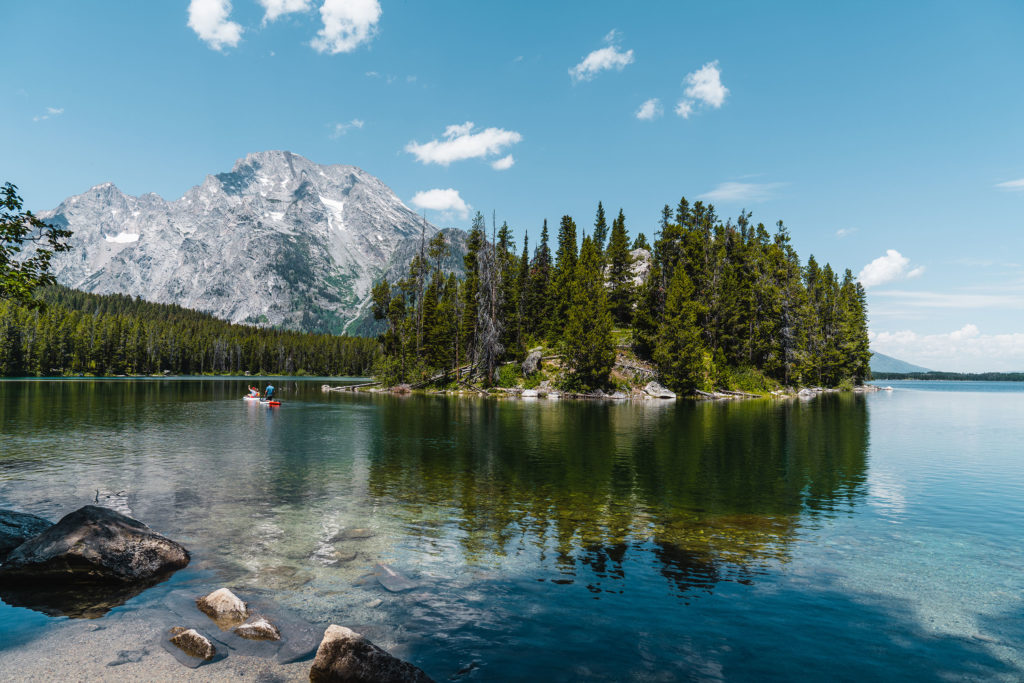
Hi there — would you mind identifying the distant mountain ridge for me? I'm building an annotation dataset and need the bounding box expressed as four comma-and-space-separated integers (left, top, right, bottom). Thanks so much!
870, 351, 931, 374
43, 151, 466, 335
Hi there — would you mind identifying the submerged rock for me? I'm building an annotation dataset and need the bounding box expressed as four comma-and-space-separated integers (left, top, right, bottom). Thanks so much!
169, 627, 217, 661
309, 625, 434, 683
374, 563, 418, 592
0, 505, 189, 583
0, 509, 53, 561
644, 381, 676, 399
197, 587, 248, 629
234, 615, 281, 641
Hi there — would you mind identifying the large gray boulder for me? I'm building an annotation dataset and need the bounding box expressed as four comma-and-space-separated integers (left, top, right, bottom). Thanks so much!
310, 625, 434, 683
644, 381, 677, 399
522, 350, 542, 376
0, 509, 53, 561
0, 505, 189, 583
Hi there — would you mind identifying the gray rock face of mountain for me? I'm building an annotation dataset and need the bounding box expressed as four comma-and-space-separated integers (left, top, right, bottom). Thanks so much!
43, 151, 465, 334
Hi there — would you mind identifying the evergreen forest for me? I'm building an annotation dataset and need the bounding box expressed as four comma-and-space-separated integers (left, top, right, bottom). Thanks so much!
372, 198, 872, 394
0, 286, 379, 377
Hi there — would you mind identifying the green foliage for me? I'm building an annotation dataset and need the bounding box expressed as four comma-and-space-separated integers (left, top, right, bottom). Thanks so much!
720, 365, 776, 394
561, 236, 615, 391
0, 286, 379, 377
1, 182, 73, 308
497, 363, 521, 388
653, 266, 706, 394
837, 377, 855, 392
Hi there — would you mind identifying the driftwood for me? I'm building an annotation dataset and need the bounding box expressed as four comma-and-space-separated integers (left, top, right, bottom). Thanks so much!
322, 381, 380, 393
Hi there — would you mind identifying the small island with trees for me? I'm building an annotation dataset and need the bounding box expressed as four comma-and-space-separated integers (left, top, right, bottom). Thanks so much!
368, 197, 871, 397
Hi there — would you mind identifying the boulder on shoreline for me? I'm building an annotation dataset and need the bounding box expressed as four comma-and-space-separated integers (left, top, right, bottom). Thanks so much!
644, 381, 676, 399
309, 624, 434, 683
0, 505, 189, 583
197, 587, 249, 629
0, 509, 53, 561
522, 350, 542, 376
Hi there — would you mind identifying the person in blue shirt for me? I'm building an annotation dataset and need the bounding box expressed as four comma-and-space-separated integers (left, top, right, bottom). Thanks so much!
264, 384, 275, 401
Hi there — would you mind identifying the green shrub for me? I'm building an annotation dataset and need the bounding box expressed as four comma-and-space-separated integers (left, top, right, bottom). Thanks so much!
837, 377, 855, 392
497, 363, 521, 388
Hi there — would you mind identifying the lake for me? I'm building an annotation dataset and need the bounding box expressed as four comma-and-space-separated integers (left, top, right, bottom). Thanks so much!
1, 378, 1022, 680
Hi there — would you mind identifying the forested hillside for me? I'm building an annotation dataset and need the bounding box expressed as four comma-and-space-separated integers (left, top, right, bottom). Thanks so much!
372, 198, 872, 393
0, 286, 379, 377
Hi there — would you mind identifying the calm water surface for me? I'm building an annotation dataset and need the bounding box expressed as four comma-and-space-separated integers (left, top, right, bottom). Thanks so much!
0, 378, 1022, 680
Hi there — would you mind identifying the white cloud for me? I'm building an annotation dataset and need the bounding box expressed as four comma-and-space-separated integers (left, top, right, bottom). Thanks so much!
329, 118, 364, 138
491, 155, 515, 171
996, 178, 1024, 191
258, 0, 312, 23
635, 98, 662, 120
836, 227, 857, 238
698, 181, 783, 202
311, 0, 381, 54
684, 60, 728, 108
32, 107, 64, 122
569, 31, 634, 82
405, 122, 523, 167
869, 324, 1024, 372
411, 188, 470, 219
674, 100, 694, 119
858, 250, 925, 288
188, 0, 243, 50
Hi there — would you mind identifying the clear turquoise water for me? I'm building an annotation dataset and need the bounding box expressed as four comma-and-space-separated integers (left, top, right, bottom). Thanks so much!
0, 379, 1022, 680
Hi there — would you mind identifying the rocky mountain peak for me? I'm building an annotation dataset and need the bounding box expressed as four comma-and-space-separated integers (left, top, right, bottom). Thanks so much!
44, 152, 466, 335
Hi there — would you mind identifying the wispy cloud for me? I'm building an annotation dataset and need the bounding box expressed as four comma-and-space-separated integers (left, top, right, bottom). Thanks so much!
257, 0, 311, 23
569, 30, 634, 83
329, 118, 364, 138
858, 250, 925, 288
405, 122, 522, 167
635, 98, 662, 121
996, 178, 1024, 191
491, 155, 515, 171
698, 181, 782, 202
32, 106, 64, 122
311, 0, 381, 54
869, 289, 1024, 309
188, 0, 242, 50
836, 227, 857, 238
869, 324, 1024, 372
674, 100, 693, 119
411, 188, 470, 219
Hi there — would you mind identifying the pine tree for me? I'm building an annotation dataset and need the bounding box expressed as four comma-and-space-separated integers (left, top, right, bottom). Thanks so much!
460, 212, 486, 370
653, 265, 706, 393
606, 208, 634, 326
631, 233, 650, 250
562, 236, 614, 391
527, 220, 553, 340
592, 201, 608, 256
551, 215, 578, 336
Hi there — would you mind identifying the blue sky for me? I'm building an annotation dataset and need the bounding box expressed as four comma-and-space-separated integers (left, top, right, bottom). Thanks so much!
2, 1, 1023, 370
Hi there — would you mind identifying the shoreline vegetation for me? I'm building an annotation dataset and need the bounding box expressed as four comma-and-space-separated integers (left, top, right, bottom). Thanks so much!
871, 371, 1024, 382
371, 198, 871, 398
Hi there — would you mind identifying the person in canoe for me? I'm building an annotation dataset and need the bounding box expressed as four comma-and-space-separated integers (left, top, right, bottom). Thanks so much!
264, 383, 275, 401
248, 385, 259, 398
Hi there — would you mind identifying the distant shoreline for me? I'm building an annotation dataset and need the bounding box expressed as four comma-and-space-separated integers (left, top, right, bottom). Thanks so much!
872, 373, 1024, 382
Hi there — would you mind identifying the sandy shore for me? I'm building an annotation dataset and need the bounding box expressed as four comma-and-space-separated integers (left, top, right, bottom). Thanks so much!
0, 604, 313, 682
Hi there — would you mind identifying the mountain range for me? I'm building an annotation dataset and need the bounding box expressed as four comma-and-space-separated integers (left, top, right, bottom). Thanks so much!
869, 351, 932, 374
42, 151, 465, 335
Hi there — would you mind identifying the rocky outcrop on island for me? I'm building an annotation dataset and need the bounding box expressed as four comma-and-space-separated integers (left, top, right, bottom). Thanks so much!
644, 381, 677, 399
310, 625, 434, 683
0, 509, 53, 561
